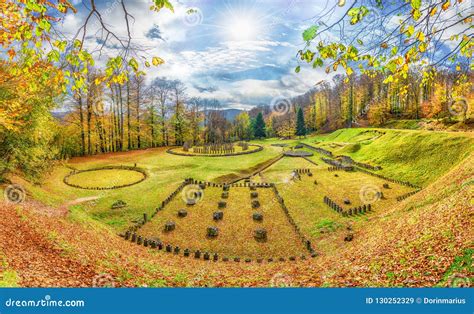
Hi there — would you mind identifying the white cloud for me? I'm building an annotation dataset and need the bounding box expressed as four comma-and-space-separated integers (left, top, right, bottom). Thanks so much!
55, 0, 334, 109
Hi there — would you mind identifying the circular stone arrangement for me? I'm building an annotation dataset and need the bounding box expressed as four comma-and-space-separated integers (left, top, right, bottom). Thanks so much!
167, 144, 263, 157
63, 166, 147, 190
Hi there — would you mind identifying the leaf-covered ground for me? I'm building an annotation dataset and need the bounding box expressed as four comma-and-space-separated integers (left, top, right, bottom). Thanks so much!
138, 186, 307, 259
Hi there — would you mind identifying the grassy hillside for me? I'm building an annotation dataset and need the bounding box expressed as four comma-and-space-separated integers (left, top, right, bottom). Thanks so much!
302, 128, 474, 186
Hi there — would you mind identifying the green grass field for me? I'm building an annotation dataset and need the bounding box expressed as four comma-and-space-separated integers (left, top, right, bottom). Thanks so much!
65, 169, 145, 189
22, 128, 473, 240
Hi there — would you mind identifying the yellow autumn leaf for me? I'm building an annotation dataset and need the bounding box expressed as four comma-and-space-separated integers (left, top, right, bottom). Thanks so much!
416, 31, 425, 42
429, 6, 438, 16
442, 1, 450, 11
419, 43, 427, 52
152, 57, 164, 66
383, 75, 394, 84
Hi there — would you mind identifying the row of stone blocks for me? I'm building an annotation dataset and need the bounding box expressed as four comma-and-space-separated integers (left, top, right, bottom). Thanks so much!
327, 166, 350, 172
193, 148, 235, 154
323, 196, 372, 216
396, 189, 420, 201
294, 168, 312, 174
126, 181, 190, 234
335, 155, 382, 171
353, 160, 382, 171
123, 231, 316, 262
356, 169, 420, 189
185, 179, 274, 189
300, 143, 333, 157
322, 158, 354, 171
271, 185, 317, 256
157, 180, 189, 211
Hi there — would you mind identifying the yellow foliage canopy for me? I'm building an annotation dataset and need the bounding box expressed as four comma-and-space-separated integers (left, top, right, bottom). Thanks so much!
0, 61, 63, 132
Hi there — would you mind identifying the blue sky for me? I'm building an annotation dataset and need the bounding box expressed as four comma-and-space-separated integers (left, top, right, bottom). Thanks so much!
64, 0, 343, 109
62, 0, 469, 110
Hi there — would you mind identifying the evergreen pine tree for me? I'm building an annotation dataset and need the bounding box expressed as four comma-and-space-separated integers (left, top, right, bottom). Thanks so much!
295, 107, 306, 137
253, 112, 266, 138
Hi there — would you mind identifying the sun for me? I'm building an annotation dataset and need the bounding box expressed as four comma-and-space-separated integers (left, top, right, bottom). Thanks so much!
215, 3, 269, 42
226, 15, 261, 41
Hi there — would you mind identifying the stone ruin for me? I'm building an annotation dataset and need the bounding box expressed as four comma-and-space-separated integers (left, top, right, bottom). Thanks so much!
164, 221, 176, 232
111, 200, 127, 209
251, 200, 261, 209
213, 211, 224, 221
237, 141, 249, 151
193, 143, 235, 155
254, 228, 267, 241
207, 226, 219, 237
252, 212, 263, 222
182, 141, 192, 152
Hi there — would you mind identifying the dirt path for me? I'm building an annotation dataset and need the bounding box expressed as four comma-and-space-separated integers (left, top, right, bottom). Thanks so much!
21, 196, 99, 218
215, 154, 284, 184
0, 203, 98, 287
62, 196, 99, 208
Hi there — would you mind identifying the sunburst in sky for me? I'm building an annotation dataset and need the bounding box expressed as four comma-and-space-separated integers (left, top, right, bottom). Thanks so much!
64, 0, 343, 109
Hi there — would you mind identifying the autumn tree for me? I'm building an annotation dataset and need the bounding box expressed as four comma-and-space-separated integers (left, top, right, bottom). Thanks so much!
234, 112, 252, 140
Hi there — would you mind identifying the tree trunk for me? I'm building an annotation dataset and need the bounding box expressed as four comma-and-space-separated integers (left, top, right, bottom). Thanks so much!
127, 79, 132, 150
77, 93, 86, 156
86, 88, 93, 155
136, 79, 141, 149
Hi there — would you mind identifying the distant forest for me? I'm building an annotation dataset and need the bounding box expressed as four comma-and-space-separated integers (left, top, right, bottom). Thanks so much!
56, 65, 472, 158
